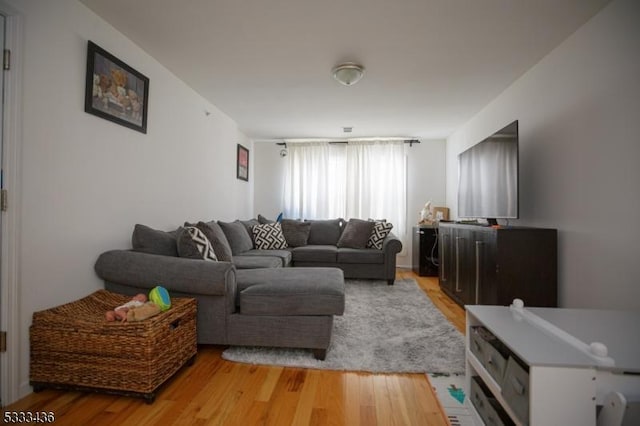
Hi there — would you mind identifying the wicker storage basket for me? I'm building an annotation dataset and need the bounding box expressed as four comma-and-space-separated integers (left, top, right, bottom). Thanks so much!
30, 289, 197, 403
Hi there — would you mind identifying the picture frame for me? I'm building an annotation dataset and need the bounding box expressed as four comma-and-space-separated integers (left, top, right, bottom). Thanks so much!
84, 41, 149, 133
237, 144, 249, 181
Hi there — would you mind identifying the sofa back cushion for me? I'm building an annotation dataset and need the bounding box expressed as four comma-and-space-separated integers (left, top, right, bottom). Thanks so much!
305, 219, 344, 245
131, 224, 178, 256
201, 221, 233, 262
280, 219, 311, 247
218, 220, 254, 255
337, 219, 375, 249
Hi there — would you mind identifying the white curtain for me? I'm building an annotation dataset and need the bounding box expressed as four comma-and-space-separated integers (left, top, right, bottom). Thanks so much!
345, 141, 407, 240
282, 140, 407, 242
282, 142, 346, 219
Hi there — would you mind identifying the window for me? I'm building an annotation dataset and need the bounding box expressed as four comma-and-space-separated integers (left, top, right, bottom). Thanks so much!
282, 140, 407, 242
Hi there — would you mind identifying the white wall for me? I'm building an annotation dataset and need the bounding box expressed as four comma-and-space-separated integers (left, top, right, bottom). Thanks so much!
446, 0, 640, 310
5, 0, 253, 401
252, 140, 447, 268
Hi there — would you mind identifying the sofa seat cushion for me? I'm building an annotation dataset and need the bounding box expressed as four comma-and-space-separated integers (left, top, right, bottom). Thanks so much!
337, 248, 384, 264
291, 245, 338, 263
236, 268, 345, 316
232, 255, 282, 269
236, 249, 292, 267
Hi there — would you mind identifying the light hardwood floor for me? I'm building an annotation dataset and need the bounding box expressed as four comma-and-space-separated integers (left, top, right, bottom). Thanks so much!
3, 269, 466, 425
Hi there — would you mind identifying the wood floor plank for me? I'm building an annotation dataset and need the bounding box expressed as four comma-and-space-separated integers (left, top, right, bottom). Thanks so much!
4, 269, 465, 425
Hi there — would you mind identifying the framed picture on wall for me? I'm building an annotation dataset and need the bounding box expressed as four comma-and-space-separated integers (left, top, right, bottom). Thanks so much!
237, 144, 249, 181
84, 40, 149, 133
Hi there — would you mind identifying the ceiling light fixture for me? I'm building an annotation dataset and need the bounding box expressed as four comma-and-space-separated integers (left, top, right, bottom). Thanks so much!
332, 62, 365, 86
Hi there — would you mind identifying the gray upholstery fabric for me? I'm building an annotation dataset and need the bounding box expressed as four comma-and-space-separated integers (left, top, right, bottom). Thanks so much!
280, 219, 311, 247
95, 250, 234, 296
238, 268, 345, 316
235, 249, 292, 267
232, 255, 283, 269
257, 214, 275, 224
240, 218, 260, 247
291, 245, 338, 263
337, 248, 384, 264
175, 226, 214, 260
227, 315, 333, 350
218, 220, 254, 254
201, 221, 233, 262
337, 218, 375, 249
131, 224, 178, 256
306, 219, 344, 245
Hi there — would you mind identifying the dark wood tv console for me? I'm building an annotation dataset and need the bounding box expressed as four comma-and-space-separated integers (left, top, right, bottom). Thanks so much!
438, 223, 557, 307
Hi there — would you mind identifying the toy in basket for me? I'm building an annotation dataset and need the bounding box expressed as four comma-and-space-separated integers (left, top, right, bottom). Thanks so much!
105, 286, 171, 322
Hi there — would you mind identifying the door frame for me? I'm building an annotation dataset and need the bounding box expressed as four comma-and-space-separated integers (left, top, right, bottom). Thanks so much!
0, 1, 23, 407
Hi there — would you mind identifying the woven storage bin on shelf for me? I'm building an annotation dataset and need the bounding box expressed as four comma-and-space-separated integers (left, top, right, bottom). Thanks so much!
30, 289, 197, 403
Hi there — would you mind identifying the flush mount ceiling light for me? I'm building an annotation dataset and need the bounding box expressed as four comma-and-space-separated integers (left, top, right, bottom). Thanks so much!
332, 62, 365, 86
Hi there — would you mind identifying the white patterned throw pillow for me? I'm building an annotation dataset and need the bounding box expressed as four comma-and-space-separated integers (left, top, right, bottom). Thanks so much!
367, 221, 393, 249
252, 223, 288, 250
185, 226, 218, 261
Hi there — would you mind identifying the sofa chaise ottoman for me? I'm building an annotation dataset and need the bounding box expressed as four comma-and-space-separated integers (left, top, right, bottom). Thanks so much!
95, 249, 345, 359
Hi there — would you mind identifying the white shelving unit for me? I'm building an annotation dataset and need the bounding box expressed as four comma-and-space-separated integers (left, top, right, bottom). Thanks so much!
465, 303, 640, 426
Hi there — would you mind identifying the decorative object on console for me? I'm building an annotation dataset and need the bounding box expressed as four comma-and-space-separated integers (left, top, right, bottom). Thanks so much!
432, 207, 449, 221
84, 41, 149, 134
237, 144, 249, 181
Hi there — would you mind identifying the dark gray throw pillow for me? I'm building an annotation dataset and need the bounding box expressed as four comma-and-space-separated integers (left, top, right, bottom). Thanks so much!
131, 224, 178, 256
306, 218, 344, 245
240, 218, 260, 247
218, 220, 254, 255
184, 221, 233, 262
176, 226, 217, 261
202, 221, 233, 262
337, 219, 375, 249
280, 219, 311, 247
257, 214, 275, 224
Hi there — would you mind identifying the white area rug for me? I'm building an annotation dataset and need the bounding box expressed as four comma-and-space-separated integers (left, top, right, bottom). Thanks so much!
222, 278, 466, 374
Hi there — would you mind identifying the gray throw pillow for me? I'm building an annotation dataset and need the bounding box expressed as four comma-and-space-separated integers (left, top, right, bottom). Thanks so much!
337, 219, 375, 249
218, 220, 254, 254
176, 226, 217, 261
306, 218, 345, 245
257, 214, 275, 224
131, 224, 178, 256
240, 218, 260, 247
184, 221, 233, 262
202, 221, 233, 262
280, 219, 311, 247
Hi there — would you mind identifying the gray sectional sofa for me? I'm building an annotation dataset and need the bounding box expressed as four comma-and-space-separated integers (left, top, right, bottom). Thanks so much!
94, 217, 402, 359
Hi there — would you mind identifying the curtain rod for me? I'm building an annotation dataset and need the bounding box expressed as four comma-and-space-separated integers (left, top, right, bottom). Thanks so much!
276, 139, 420, 147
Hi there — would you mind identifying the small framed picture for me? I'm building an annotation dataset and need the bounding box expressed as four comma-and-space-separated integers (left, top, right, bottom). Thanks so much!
237, 144, 249, 181
84, 41, 149, 133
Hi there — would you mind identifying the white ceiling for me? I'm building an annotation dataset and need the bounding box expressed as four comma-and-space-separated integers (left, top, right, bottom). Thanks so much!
80, 0, 609, 141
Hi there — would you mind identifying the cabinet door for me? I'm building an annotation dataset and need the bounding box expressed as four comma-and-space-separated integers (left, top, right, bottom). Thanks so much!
438, 226, 456, 296
412, 227, 420, 275
471, 229, 497, 305
454, 228, 475, 305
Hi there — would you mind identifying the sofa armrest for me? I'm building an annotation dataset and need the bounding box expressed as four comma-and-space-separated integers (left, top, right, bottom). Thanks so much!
381, 232, 403, 255
95, 250, 236, 296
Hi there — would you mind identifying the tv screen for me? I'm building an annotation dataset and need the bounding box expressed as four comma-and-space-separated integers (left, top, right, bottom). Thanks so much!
457, 120, 518, 222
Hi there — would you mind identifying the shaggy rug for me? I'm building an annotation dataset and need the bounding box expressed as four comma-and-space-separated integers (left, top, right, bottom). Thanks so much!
222, 278, 466, 374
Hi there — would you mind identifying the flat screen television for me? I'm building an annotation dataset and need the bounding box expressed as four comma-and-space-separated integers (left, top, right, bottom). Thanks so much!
457, 120, 518, 225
